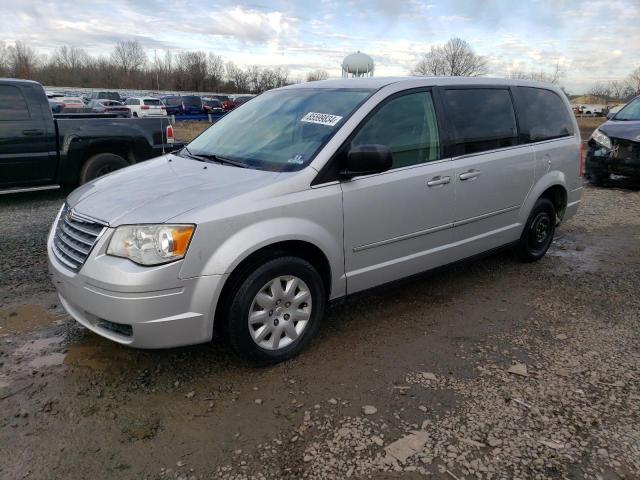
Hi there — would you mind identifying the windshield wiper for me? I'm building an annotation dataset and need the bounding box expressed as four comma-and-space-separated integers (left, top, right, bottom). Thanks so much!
180, 146, 205, 161
195, 153, 250, 168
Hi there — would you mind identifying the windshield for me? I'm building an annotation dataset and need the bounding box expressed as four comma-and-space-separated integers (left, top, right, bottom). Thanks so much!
615, 98, 640, 121
186, 88, 372, 172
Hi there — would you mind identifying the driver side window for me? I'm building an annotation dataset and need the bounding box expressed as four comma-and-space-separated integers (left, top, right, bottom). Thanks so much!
350, 91, 440, 169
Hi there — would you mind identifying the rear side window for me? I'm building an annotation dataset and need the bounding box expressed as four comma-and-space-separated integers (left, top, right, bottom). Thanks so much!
165, 97, 179, 106
351, 91, 440, 168
0, 85, 30, 121
443, 88, 518, 155
513, 87, 574, 142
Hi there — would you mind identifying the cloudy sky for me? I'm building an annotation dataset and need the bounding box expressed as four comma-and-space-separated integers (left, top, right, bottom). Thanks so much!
3, 0, 640, 93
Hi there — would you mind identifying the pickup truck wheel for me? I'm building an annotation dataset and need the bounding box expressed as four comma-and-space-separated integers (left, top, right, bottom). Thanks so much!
80, 153, 128, 184
225, 256, 325, 364
516, 197, 556, 263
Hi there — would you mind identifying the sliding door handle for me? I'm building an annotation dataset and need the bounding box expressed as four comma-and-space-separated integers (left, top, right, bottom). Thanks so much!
427, 176, 451, 187
459, 170, 481, 181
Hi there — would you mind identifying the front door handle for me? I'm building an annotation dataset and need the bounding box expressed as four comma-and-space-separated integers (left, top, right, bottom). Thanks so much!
22, 129, 44, 136
459, 170, 481, 181
427, 176, 451, 187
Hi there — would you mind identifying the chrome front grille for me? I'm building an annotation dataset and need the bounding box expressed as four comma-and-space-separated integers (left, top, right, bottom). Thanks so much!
52, 205, 105, 272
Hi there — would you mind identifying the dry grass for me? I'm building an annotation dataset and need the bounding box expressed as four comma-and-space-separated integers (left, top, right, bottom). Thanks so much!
576, 116, 606, 141
174, 121, 211, 142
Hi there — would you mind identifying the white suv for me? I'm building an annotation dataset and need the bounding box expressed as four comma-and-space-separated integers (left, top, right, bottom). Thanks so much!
125, 97, 167, 117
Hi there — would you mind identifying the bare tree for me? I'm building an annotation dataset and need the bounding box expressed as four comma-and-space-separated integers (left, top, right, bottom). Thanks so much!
413, 38, 487, 77
0, 42, 9, 76
7, 41, 40, 78
111, 40, 147, 74
509, 62, 565, 84
306, 69, 329, 82
588, 83, 612, 102
607, 80, 625, 101
51, 46, 88, 71
207, 53, 225, 91
627, 66, 640, 97
226, 61, 249, 92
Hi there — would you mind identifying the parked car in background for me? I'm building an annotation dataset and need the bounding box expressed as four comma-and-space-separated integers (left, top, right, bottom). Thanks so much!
202, 98, 224, 114
84, 91, 123, 103
125, 97, 167, 117
59, 97, 86, 111
579, 104, 605, 116
0, 78, 184, 193
48, 98, 64, 113
233, 95, 254, 107
161, 95, 203, 115
586, 96, 640, 185
87, 99, 131, 117
46, 77, 581, 363
606, 104, 625, 119
212, 94, 235, 111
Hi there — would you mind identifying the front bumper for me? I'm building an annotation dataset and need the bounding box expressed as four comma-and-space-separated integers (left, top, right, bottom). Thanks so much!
47, 220, 226, 349
586, 141, 640, 177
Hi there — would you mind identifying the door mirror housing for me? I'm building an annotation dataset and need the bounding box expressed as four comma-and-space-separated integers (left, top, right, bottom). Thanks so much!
341, 144, 393, 178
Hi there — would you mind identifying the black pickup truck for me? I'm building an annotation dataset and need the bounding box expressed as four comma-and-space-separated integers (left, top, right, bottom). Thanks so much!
0, 79, 184, 194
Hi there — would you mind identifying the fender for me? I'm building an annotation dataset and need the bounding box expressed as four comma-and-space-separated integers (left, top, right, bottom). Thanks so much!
180, 217, 345, 299
518, 170, 567, 228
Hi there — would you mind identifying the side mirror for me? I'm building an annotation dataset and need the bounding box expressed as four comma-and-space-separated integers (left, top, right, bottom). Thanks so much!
341, 144, 392, 178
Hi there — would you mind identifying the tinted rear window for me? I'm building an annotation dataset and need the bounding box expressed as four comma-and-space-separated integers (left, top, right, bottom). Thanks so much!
0, 85, 30, 121
513, 87, 574, 142
183, 96, 202, 106
100, 92, 121, 101
443, 88, 518, 155
144, 99, 161, 105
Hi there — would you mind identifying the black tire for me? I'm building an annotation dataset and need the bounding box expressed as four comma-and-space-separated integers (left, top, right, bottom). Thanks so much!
132, 112, 138, 117
516, 197, 556, 262
225, 256, 326, 364
80, 153, 128, 184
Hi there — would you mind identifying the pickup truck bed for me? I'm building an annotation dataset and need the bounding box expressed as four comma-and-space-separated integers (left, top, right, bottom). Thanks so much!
0, 79, 184, 193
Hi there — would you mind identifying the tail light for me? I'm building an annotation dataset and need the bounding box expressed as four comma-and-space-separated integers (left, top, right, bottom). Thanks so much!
579, 143, 585, 177
166, 125, 175, 144
141, 105, 150, 110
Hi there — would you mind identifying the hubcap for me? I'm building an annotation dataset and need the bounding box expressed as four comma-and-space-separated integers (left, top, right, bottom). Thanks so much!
530, 212, 552, 249
248, 276, 312, 351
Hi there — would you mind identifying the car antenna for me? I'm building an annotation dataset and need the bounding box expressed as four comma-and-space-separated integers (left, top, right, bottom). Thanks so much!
155, 49, 166, 155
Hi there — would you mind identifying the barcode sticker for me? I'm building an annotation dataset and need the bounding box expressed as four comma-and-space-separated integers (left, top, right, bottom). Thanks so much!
301, 112, 343, 127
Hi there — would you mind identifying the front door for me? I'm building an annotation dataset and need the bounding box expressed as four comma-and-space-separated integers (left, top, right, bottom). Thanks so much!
341, 90, 455, 294
0, 84, 57, 188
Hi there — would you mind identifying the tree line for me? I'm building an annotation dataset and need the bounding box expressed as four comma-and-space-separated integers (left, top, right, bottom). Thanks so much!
0, 40, 293, 93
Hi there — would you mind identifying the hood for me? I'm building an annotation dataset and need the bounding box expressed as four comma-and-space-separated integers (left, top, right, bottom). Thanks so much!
67, 154, 281, 225
599, 120, 640, 143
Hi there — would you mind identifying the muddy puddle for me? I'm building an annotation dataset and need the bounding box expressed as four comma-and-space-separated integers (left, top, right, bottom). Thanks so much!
0, 304, 60, 334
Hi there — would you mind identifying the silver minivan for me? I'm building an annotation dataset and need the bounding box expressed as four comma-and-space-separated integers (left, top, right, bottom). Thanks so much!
47, 77, 582, 362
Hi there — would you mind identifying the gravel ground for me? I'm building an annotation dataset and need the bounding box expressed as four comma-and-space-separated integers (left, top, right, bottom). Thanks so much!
1, 180, 639, 480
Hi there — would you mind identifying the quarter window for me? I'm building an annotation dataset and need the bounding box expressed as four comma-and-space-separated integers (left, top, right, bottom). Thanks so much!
443, 88, 518, 155
0, 86, 30, 121
350, 91, 440, 169
513, 87, 574, 142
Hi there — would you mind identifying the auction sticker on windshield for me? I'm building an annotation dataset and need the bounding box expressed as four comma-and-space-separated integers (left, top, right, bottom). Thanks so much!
301, 112, 343, 127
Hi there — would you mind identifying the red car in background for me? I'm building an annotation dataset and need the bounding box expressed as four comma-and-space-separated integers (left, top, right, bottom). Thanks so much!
211, 95, 235, 112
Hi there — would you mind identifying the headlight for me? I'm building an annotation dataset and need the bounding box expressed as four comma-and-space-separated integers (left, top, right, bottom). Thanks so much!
590, 128, 612, 149
107, 224, 195, 266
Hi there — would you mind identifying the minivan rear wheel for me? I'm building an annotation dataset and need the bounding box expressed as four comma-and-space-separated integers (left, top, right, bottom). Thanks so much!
225, 256, 325, 364
516, 197, 556, 262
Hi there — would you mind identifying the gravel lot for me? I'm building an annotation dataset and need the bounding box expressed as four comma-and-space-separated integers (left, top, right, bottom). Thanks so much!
1, 175, 639, 477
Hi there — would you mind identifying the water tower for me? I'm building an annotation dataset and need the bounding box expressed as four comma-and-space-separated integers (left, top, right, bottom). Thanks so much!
342, 51, 374, 78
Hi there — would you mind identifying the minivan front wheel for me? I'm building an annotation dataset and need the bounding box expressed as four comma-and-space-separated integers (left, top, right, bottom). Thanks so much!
516, 197, 556, 262
226, 257, 325, 363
